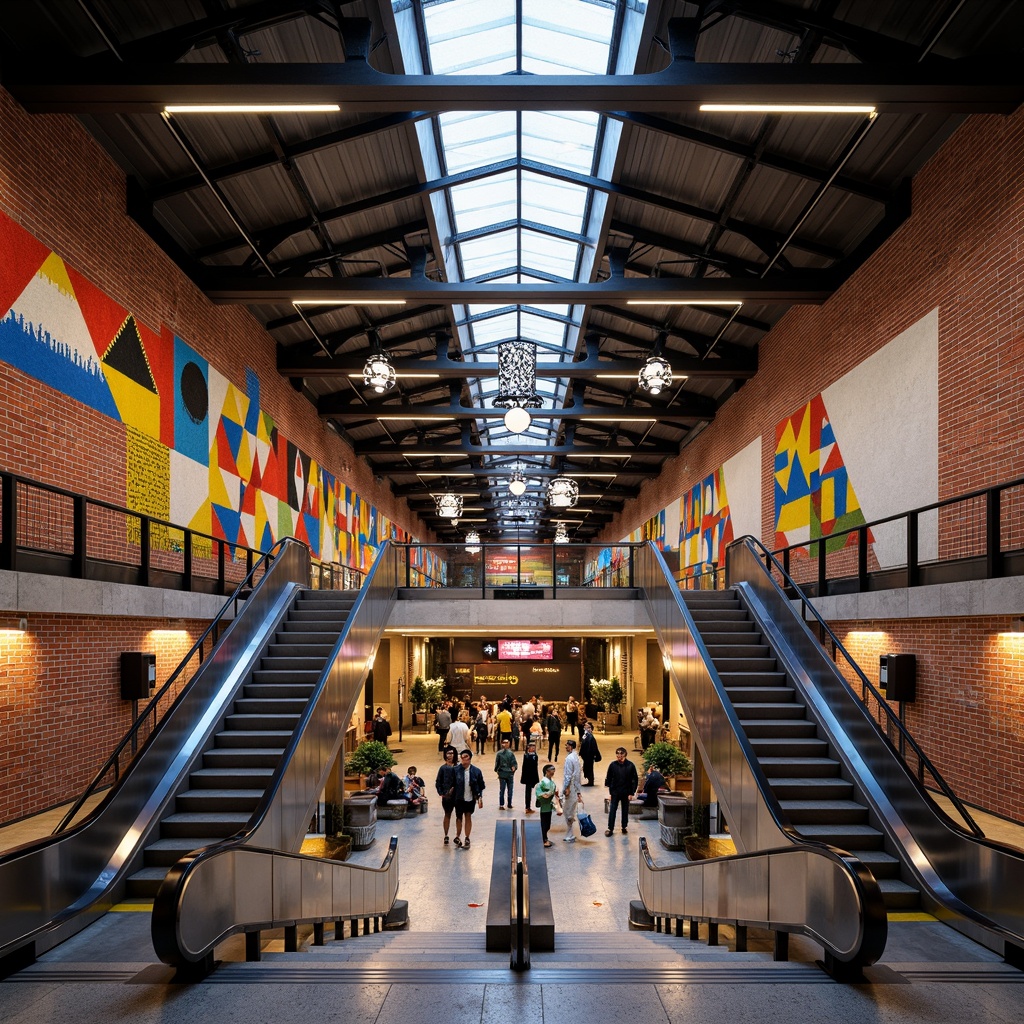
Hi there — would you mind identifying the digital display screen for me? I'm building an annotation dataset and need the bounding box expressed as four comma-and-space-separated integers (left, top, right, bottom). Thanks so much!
497, 638, 553, 661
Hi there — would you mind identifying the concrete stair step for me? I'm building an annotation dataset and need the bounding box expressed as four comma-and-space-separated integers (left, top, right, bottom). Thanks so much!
768, 777, 853, 800
176, 788, 265, 812
725, 686, 796, 704
705, 644, 771, 659
203, 747, 286, 768
680, 592, 739, 608
243, 682, 317, 699
278, 623, 342, 637
731, 702, 807, 720
250, 669, 322, 685
235, 697, 310, 715
287, 609, 351, 623
778, 799, 869, 825
224, 713, 301, 731
259, 656, 327, 672
759, 756, 842, 778
160, 812, 251, 838
688, 608, 749, 622
878, 878, 920, 909
266, 643, 337, 659
213, 729, 292, 748
699, 631, 764, 646
190, 767, 275, 788
741, 720, 818, 738
856, 849, 904, 878
720, 671, 789, 687
142, 837, 231, 865
748, 736, 830, 757
792, 823, 885, 849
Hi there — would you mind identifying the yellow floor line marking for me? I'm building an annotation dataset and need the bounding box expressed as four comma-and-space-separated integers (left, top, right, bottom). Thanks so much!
888, 911, 936, 922
111, 903, 153, 912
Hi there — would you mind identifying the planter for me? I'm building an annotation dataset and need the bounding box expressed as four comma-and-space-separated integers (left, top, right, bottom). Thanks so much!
323, 834, 352, 861
345, 822, 377, 850
683, 836, 736, 861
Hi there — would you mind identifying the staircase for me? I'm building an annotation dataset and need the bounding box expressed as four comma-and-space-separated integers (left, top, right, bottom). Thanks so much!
126, 589, 356, 897
681, 589, 919, 910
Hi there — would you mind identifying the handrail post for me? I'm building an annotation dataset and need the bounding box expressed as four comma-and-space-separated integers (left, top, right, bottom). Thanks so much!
817, 537, 826, 596
140, 517, 151, 587
857, 525, 868, 591
72, 494, 87, 578
986, 486, 1002, 579
218, 539, 227, 595
183, 528, 194, 591
906, 511, 919, 587
628, 545, 635, 589
0, 473, 15, 571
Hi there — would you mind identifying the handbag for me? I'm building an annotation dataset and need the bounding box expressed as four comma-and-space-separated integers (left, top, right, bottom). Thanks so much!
578, 811, 597, 838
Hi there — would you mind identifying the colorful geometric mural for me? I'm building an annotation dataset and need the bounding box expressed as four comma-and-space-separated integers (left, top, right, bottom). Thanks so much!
0, 208, 412, 570
629, 510, 667, 548
680, 467, 734, 573
774, 394, 869, 556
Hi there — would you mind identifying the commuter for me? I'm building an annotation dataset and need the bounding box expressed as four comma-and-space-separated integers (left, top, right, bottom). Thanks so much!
559, 738, 584, 842
447, 712, 472, 755
639, 708, 657, 750
494, 738, 518, 809
452, 749, 485, 849
434, 748, 459, 844
604, 747, 639, 835
434, 703, 452, 753
565, 695, 579, 736
372, 707, 392, 745
579, 721, 601, 786
474, 706, 489, 754
535, 763, 561, 847
495, 704, 513, 746
545, 707, 562, 762
520, 741, 540, 813
511, 705, 522, 750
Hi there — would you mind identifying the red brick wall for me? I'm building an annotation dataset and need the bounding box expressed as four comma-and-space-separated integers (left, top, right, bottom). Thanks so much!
0, 615, 202, 824
834, 617, 1024, 823
0, 84, 433, 823
600, 108, 1024, 823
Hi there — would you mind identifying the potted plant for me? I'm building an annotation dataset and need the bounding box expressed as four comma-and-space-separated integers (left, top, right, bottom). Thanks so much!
641, 740, 692, 779
345, 739, 397, 782
410, 676, 427, 725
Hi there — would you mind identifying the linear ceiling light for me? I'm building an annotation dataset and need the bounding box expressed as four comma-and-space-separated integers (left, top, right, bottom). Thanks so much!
165, 104, 341, 114
700, 104, 876, 114
348, 373, 439, 381
626, 300, 743, 307
293, 300, 407, 307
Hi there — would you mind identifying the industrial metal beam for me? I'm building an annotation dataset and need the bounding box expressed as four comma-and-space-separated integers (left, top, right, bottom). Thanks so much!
203, 272, 835, 303
5, 57, 1021, 114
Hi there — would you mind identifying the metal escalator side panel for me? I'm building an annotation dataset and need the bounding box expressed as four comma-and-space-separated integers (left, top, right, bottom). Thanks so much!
726, 536, 1024, 947
0, 541, 311, 960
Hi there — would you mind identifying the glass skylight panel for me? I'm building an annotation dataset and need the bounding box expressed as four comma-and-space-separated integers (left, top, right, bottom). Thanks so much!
521, 0, 615, 74
521, 310, 570, 348
520, 174, 588, 231
522, 112, 600, 173
424, 1, 516, 75
449, 175, 518, 232
460, 231, 519, 277
520, 230, 578, 277
439, 111, 516, 173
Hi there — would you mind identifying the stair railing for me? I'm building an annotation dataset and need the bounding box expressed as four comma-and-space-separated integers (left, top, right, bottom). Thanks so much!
730, 535, 982, 838
510, 820, 530, 971
51, 538, 297, 836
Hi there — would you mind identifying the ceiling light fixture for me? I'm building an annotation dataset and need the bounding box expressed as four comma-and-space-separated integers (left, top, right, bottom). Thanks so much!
626, 299, 743, 307
362, 337, 397, 393
509, 465, 527, 497
493, 340, 541, 434
435, 492, 463, 523
292, 299, 406, 307
638, 354, 673, 395
165, 104, 341, 114
554, 522, 569, 544
547, 477, 579, 509
465, 529, 481, 554
700, 103, 876, 114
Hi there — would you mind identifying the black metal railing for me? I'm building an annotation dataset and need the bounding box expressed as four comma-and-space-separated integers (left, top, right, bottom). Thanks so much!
733, 536, 983, 837
398, 541, 638, 596
510, 820, 530, 971
51, 539, 294, 834
0, 468, 368, 595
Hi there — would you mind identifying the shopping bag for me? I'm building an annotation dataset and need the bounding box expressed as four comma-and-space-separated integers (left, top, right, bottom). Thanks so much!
578, 811, 597, 837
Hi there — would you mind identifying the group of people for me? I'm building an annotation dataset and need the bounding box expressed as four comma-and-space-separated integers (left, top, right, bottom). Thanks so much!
432, 694, 600, 764
428, 735, 669, 849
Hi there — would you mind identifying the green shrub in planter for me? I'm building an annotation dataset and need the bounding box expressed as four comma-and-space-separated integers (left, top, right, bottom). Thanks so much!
345, 740, 397, 777
641, 741, 692, 778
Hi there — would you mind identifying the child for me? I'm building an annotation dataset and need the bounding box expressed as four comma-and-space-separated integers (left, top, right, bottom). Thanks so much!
403, 766, 423, 806
534, 763, 562, 848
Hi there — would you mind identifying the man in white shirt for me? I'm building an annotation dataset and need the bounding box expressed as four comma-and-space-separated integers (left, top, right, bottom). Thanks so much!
559, 739, 584, 842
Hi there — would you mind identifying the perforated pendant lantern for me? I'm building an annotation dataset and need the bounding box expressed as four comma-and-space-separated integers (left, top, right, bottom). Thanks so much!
362, 351, 397, 394
554, 521, 569, 544
493, 341, 541, 433
638, 354, 672, 395
547, 476, 579, 509
435, 492, 463, 524
465, 529, 481, 554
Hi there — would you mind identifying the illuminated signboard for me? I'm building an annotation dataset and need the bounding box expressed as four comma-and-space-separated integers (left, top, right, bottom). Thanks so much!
497, 638, 553, 661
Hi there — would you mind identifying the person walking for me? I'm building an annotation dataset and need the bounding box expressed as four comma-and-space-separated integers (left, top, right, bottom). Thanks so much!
559, 738, 584, 842
447, 711, 472, 756
494, 737, 518, 809
604, 747, 639, 835
495, 703, 513, 747
474, 706, 489, 754
535, 763, 561, 847
520, 741, 540, 813
452, 749, 485, 848
372, 707, 392, 746
434, 748, 459, 844
434, 703, 452, 754
545, 707, 562, 762
565, 695, 579, 737
579, 721, 601, 785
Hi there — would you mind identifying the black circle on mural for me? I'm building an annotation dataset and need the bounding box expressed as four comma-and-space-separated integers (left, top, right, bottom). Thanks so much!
180, 361, 208, 425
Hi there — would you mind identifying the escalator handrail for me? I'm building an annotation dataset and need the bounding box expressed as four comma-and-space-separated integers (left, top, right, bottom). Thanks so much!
151, 541, 400, 965
729, 535, 982, 837
51, 537, 297, 836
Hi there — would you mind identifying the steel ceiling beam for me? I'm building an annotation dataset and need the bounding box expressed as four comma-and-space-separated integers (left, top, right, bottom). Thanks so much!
202, 272, 836, 303
353, 438, 679, 456
6, 57, 1022, 114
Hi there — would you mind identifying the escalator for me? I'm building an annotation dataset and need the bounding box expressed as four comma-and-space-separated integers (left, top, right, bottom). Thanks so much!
0, 540, 400, 976
636, 538, 1024, 975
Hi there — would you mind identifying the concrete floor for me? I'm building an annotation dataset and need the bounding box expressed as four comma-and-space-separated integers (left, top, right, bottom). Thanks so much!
2, 731, 1023, 1024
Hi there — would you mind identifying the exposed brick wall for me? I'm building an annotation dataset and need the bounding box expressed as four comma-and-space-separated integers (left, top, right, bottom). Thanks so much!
0, 615, 203, 824
833, 617, 1024, 823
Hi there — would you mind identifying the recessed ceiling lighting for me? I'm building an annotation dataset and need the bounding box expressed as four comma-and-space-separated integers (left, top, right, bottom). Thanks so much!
165, 104, 341, 114
699, 104, 876, 114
